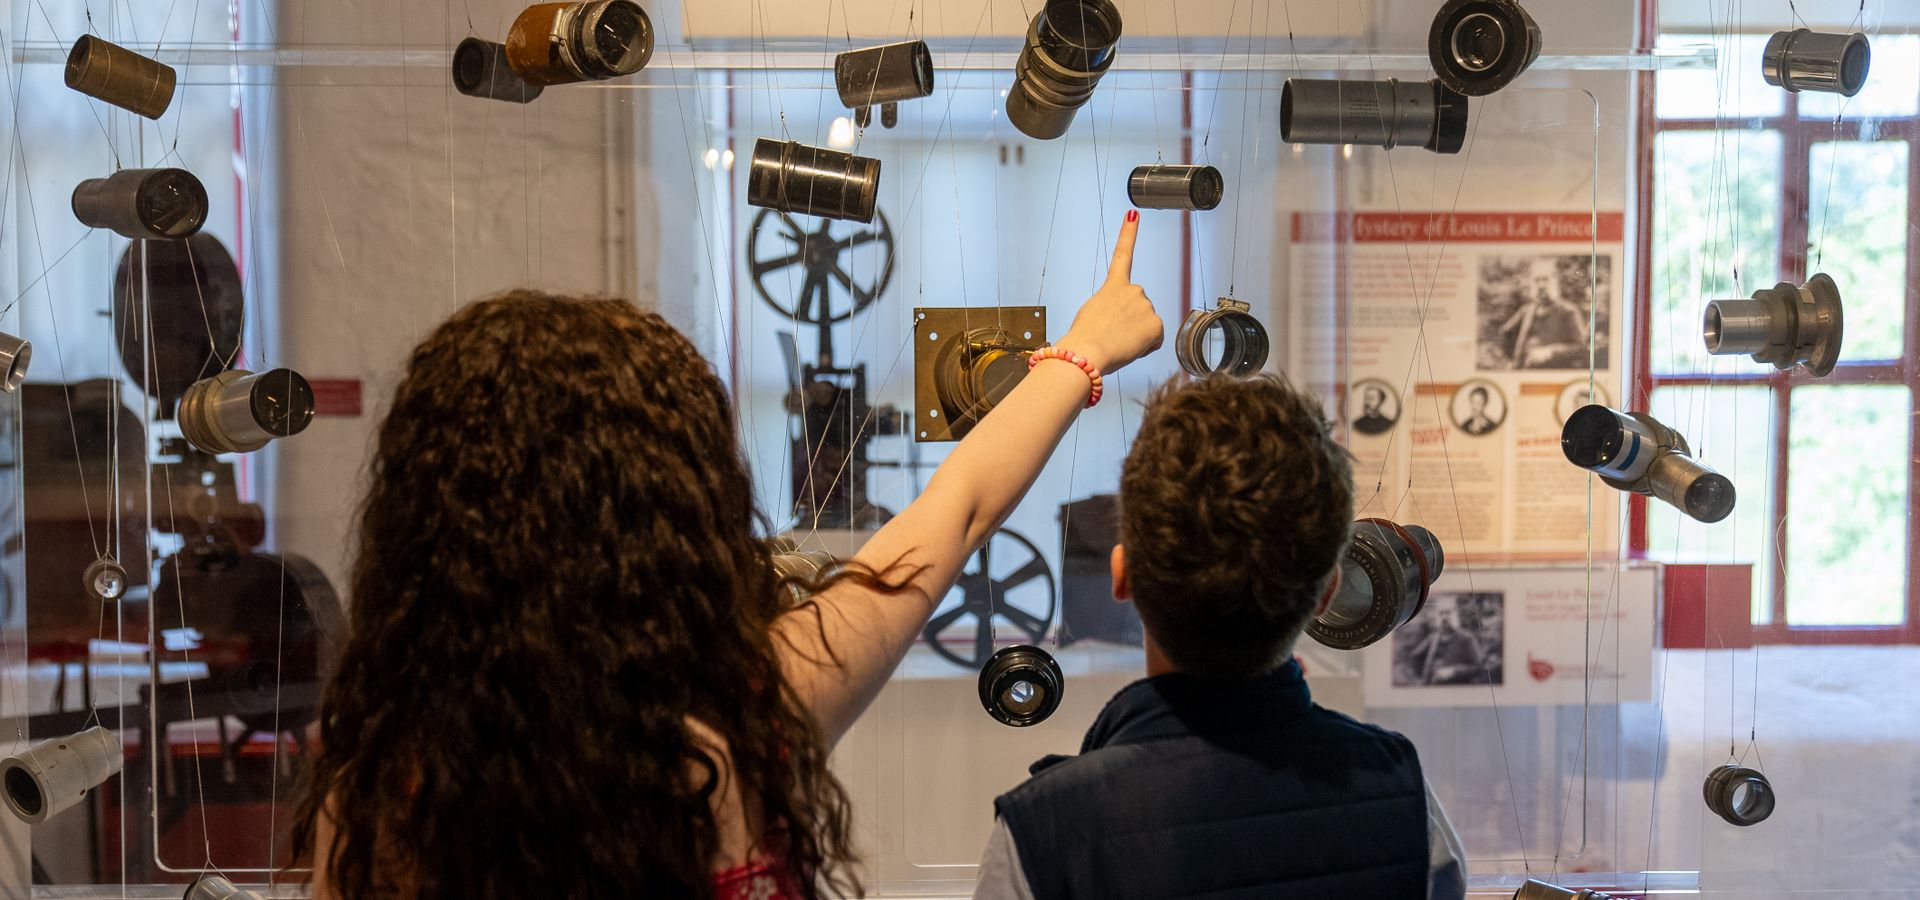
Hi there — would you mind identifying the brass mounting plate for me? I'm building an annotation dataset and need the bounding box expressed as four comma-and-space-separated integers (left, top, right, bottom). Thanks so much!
913, 306, 1047, 443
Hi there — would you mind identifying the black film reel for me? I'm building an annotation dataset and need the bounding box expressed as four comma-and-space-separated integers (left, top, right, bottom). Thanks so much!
748, 207, 895, 330
921, 527, 1057, 670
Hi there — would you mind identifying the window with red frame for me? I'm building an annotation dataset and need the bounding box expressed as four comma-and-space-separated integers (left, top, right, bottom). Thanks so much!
1636, 33, 1920, 643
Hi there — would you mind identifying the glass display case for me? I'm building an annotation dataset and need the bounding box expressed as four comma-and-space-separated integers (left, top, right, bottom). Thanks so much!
0, 0, 1915, 896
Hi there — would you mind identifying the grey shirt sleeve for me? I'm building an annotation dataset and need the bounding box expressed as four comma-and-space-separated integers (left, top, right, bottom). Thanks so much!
1426, 779, 1468, 900
972, 817, 1038, 900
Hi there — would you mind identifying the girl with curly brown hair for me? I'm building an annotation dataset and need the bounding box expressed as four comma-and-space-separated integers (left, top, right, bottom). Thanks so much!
289, 215, 1161, 899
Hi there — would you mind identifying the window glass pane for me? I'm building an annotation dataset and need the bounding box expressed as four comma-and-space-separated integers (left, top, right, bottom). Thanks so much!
1808, 140, 1909, 362
1647, 385, 1777, 624
1657, 34, 1786, 120
1651, 130, 1782, 375
1786, 385, 1911, 625
1801, 35, 1920, 119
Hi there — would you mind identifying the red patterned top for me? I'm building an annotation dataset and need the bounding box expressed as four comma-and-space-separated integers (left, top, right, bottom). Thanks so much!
712, 857, 803, 900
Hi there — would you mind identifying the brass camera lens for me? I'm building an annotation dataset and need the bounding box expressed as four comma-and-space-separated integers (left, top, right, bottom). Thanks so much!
65, 35, 177, 120
178, 368, 317, 455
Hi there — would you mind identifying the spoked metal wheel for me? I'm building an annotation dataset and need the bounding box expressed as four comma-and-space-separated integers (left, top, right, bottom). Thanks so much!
922, 527, 1057, 670
747, 207, 895, 328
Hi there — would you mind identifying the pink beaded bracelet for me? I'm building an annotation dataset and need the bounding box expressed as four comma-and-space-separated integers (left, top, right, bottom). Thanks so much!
1027, 346, 1104, 408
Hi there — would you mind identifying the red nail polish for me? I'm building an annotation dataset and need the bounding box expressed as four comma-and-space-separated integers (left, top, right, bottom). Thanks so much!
1126, 209, 1139, 223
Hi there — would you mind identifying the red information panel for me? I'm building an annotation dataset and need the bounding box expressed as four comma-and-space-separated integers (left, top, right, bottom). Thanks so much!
307, 378, 364, 417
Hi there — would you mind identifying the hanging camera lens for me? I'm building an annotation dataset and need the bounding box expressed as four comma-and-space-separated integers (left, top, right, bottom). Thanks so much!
1703, 764, 1776, 826
772, 548, 837, 581
64, 35, 177, 120
0, 331, 30, 393
1281, 79, 1470, 155
184, 875, 267, 900
1176, 299, 1269, 378
1307, 519, 1445, 651
453, 37, 545, 103
1428, 0, 1541, 97
748, 139, 883, 224
1007, 0, 1123, 140
177, 369, 316, 455
505, 0, 654, 87
836, 40, 935, 130
979, 644, 1064, 727
1703, 274, 1844, 377
83, 557, 128, 603
1514, 881, 1619, 900
0, 726, 122, 824
1128, 165, 1224, 211
72, 168, 209, 240
1763, 28, 1870, 97
1561, 405, 1735, 524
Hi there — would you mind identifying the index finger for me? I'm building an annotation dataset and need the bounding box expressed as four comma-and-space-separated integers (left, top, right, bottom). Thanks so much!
1105, 212, 1140, 286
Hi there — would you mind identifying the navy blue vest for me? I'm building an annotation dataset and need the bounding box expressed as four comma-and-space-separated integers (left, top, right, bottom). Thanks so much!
994, 661, 1430, 900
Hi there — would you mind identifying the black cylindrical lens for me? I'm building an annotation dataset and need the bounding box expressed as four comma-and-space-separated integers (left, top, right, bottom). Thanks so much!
1561, 404, 1657, 482
72, 168, 209, 240
65, 35, 177, 120
1428, 0, 1542, 97
1703, 764, 1776, 826
1006, 0, 1123, 140
1763, 28, 1870, 96
1128, 165, 1224, 211
747, 138, 883, 224
452, 37, 545, 103
978, 644, 1064, 727
1281, 78, 1470, 155
835, 41, 935, 114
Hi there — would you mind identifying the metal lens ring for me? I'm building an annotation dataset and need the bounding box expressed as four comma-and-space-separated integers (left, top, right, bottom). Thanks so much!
1429, 0, 1541, 97
1703, 764, 1776, 826
1176, 301, 1270, 378
978, 644, 1063, 727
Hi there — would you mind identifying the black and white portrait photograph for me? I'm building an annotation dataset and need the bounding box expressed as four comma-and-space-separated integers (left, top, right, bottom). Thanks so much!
1555, 379, 1611, 426
1391, 592, 1506, 687
1349, 379, 1402, 437
1450, 380, 1507, 437
1475, 254, 1613, 371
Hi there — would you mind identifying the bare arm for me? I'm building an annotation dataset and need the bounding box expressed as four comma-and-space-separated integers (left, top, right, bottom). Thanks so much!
774, 214, 1163, 746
